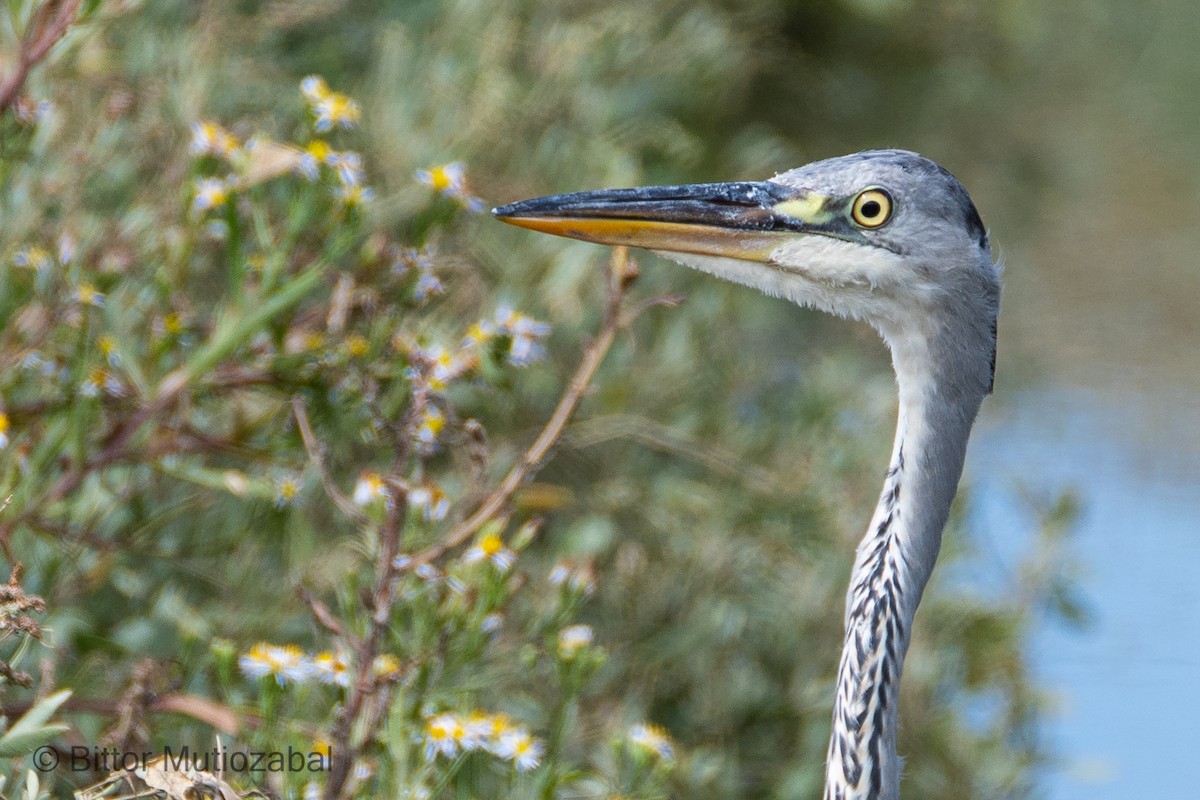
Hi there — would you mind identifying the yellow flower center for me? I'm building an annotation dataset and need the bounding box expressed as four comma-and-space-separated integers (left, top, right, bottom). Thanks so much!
306, 140, 331, 162
465, 323, 491, 345
18, 247, 50, 268
196, 181, 229, 208
216, 131, 239, 157
423, 410, 445, 436
76, 284, 101, 305
323, 94, 360, 124
427, 165, 454, 192
374, 654, 400, 677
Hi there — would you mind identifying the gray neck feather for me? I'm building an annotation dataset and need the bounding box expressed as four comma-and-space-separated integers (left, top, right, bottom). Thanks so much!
823, 312, 991, 800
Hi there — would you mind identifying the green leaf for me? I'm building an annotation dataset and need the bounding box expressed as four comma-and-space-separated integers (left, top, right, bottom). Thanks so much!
0, 690, 72, 758
5, 0, 28, 39
0, 724, 69, 760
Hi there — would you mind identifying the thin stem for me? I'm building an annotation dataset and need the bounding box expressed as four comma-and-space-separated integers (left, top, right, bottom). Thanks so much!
323, 395, 418, 800
0, 0, 82, 113
293, 396, 370, 525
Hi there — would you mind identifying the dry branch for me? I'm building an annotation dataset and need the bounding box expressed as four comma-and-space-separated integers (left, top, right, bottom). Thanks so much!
402, 246, 640, 573
0, 0, 83, 113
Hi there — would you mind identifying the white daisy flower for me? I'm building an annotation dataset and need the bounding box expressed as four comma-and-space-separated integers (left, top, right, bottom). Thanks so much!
557, 624, 594, 659
463, 533, 516, 571
629, 722, 675, 762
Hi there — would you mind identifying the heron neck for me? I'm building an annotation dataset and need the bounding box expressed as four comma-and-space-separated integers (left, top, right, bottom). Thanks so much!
824, 326, 988, 800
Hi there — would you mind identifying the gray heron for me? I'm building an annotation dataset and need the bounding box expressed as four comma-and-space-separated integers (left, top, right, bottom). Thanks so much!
493, 149, 1000, 800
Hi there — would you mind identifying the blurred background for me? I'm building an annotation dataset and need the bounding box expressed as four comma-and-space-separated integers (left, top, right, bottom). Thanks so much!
3, 1, 1196, 798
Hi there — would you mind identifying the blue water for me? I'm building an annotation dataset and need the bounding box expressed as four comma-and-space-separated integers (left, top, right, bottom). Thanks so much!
969, 387, 1200, 799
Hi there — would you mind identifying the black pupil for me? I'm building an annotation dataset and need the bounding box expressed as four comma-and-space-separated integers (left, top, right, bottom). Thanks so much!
860, 200, 881, 219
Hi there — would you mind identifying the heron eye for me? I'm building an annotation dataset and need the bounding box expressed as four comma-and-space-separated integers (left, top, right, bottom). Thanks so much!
851, 189, 893, 228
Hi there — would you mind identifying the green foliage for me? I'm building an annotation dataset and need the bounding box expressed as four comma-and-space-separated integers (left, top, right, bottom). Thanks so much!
0, 2, 1081, 799
0, 691, 70, 760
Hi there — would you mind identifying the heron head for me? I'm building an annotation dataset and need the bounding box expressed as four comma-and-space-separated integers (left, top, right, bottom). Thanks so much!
494, 149, 1000, 393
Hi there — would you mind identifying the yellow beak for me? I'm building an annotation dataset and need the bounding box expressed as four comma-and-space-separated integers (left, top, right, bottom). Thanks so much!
493, 181, 834, 262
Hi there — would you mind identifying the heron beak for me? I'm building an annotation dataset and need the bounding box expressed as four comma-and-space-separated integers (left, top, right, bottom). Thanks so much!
493, 182, 837, 262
